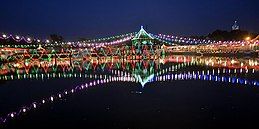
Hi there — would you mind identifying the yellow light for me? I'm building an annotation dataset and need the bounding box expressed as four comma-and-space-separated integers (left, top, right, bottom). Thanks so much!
245, 37, 251, 41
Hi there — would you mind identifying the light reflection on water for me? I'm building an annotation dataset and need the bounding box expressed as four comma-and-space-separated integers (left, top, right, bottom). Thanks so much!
0, 55, 259, 128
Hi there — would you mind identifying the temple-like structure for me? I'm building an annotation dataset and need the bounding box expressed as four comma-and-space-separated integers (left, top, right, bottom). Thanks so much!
129, 26, 165, 59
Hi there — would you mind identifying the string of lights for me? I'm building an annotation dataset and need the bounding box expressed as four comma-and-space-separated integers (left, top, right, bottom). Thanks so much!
155, 72, 259, 86
0, 32, 136, 45
155, 34, 259, 45
1, 31, 258, 47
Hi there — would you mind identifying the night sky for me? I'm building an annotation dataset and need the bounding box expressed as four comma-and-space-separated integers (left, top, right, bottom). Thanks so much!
0, 0, 258, 40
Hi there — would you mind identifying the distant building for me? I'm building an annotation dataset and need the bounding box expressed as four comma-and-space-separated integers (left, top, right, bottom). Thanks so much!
232, 20, 240, 31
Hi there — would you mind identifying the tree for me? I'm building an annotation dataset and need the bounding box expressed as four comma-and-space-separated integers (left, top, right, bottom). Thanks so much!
78, 37, 88, 42
207, 29, 257, 41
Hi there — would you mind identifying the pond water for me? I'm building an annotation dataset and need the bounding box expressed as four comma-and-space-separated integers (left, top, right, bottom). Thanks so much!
0, 56, 259, 129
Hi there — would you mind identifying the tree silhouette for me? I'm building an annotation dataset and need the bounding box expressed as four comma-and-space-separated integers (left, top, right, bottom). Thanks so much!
49, 34, 64, 42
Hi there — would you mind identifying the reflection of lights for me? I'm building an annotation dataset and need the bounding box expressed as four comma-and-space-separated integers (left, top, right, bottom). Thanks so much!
224, 62, 227, 67
25, 62, 29, 66
13, 63, 20, 67
50, 96, 54, 101
231, 60, 235, 64
33, 103, 37, 108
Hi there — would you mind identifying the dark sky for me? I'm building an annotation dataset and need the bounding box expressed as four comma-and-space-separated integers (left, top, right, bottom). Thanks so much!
0, 0, 258, 40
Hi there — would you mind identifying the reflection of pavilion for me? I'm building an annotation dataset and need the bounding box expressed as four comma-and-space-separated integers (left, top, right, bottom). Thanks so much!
1, 55, 258, 75
130, 60, 157, 87
0, 55, 258, 88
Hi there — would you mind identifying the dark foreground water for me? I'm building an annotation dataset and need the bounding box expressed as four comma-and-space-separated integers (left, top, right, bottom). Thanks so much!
1, 57, 259, 129
2, 80, 259, 129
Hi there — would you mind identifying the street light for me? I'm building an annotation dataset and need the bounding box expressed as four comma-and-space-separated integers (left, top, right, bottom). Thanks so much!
245, 36, 251, 41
